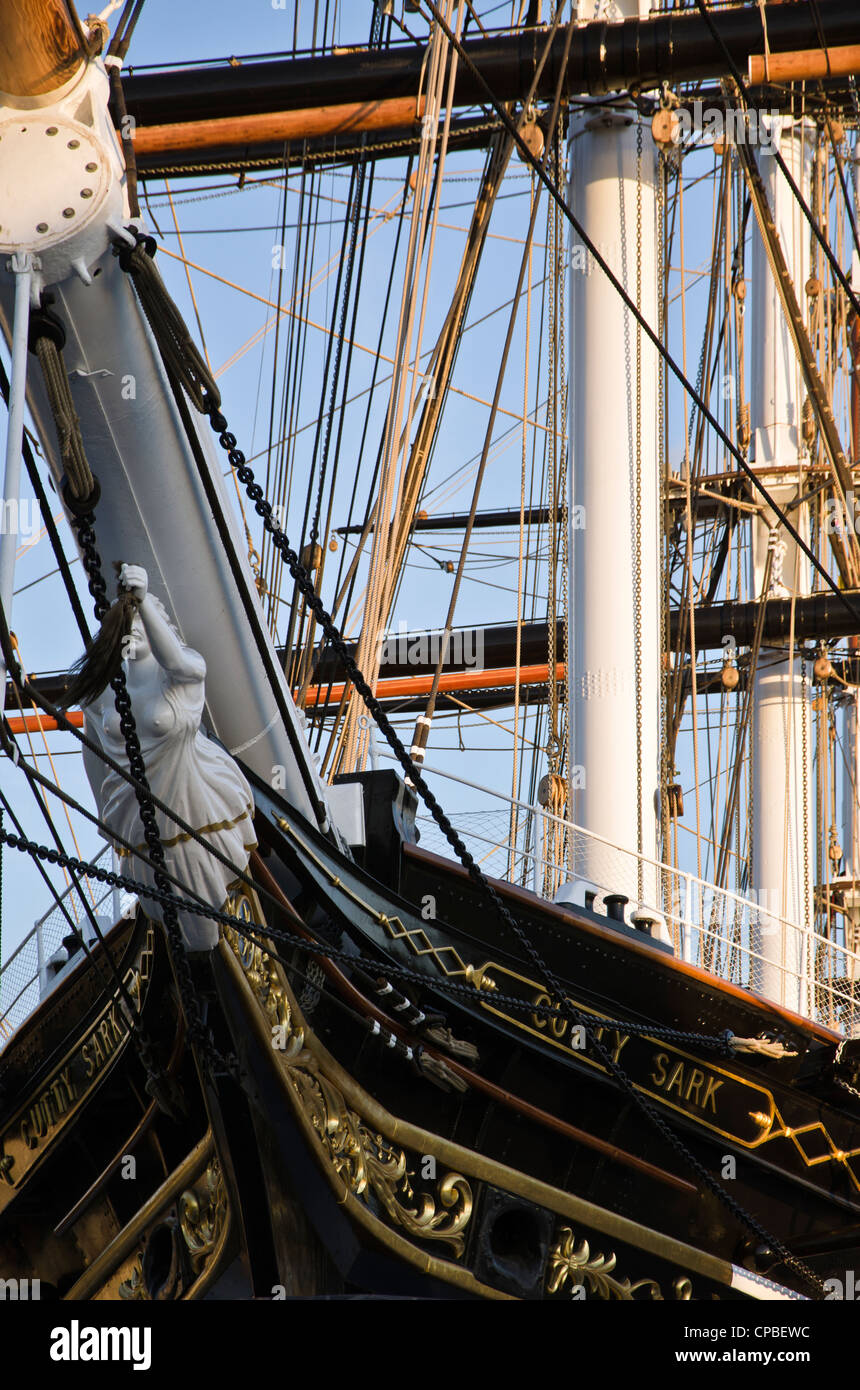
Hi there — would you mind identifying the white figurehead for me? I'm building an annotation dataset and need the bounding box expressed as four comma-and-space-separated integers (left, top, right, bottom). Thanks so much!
65, 564, 256, 951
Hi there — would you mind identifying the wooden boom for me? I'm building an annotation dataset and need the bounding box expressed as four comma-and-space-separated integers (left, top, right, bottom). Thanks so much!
0, 0, 84, 100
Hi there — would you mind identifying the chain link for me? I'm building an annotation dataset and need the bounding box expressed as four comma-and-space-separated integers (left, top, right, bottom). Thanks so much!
0, 817, 759, 1053
112, 226, 826, 1298
206, 391, 824, 1296
634, 116, 644, 901
71, 507, 243, 1089
657, 149, 670, 875
139, 120, 505, 182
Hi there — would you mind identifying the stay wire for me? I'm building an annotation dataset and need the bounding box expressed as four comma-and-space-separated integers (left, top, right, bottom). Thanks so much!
421, 0, 860, 642
0, 814, 753, 1053
111, 216, 826, 1295
692, 0, 860, 321
203, 338, 824, 1298
0, 357, 90, 644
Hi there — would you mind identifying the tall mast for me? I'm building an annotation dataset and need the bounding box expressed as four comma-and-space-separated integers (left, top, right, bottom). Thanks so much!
567, 0, 660, 907
0, 0, 334, 834
748, 117, 815, 1008
838, 152, 860, 959
0, 0, 84, 101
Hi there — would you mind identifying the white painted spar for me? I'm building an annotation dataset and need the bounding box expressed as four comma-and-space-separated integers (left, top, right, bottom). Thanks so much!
840, 158, 860, 958
0, 56, 334, 831
567, 0, 660, 908
0, 247, 335, 829
0, 254, 32, 686
749, 117, 815, 1009
841, 694, 860, 956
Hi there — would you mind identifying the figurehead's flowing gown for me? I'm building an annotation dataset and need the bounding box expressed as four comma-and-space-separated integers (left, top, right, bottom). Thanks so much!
86, 651, 256, 951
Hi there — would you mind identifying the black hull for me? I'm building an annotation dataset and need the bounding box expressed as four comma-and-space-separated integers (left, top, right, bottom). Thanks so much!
0, 767, 857, 1300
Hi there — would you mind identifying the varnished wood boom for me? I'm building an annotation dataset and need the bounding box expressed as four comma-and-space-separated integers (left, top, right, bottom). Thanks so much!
0, 0, 84, 100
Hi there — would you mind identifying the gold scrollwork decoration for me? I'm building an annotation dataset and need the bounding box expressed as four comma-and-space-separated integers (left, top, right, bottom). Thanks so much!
288, 1060, 472, 1257
547, 1226, 692, 1302
225, 895, 473, 1264
180, 1160, 227, 1263
116, 1160, 228, 1301
224, 919, 304, 1056
359, 1126, 472, 1255
291, 1066, 367, 1197
118, 1259, 146, 1301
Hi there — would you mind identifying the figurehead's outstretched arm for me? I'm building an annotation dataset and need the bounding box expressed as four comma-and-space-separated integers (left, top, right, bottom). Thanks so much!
120, 564, 205, 684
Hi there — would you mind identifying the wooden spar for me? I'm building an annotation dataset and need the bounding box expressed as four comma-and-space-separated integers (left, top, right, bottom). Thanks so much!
0, 0, 85, 100
123, 1, 860, 128
6, 661, 564, 725
131, 94, 427, 157
7, 711, 83, 732
302, 662, 566, 708
749, 43, 860, 86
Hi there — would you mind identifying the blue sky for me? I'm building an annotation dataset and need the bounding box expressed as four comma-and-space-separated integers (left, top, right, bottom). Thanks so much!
0, 2, 575, 963
0, 2, 766, 977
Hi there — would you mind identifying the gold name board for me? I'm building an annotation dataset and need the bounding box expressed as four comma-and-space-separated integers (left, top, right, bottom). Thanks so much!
0, 928, 155, 1200
479, 963, 775, 1148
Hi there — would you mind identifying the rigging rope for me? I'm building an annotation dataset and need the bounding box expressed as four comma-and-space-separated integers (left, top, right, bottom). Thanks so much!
420, 0, 860, 643
24, 307, 240, 1100
102, 89, 845, 1291
0, 816, 799, 1060
186, 306, 825, 1297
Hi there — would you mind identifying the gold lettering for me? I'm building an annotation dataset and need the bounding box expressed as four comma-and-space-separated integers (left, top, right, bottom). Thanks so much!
685, 1068, 705, 1107
99, 1019, 113, 1054
531, 992, 552, 1030
701, 1076, 723, 1114
651, 1052, 669, 1088
610, 1032, 629, 1065
665, 1062, 685, 1096
91, 1032, 104, 1068
82, 1041, 94, 1078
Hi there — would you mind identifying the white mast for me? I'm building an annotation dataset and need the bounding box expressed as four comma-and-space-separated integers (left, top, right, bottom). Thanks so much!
0, 37, 335, 834
567, 0, 660, 910
749, 117, 815, 1008
839, 151, 860, 960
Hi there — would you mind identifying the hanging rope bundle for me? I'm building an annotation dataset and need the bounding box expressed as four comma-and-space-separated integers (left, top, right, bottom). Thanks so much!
30, 307, 93, 505
24, 306, 240, 1105
114, 235, 219, 414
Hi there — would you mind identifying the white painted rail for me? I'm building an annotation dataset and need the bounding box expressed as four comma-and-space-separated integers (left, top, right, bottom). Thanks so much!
408, 761, 860, 1036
